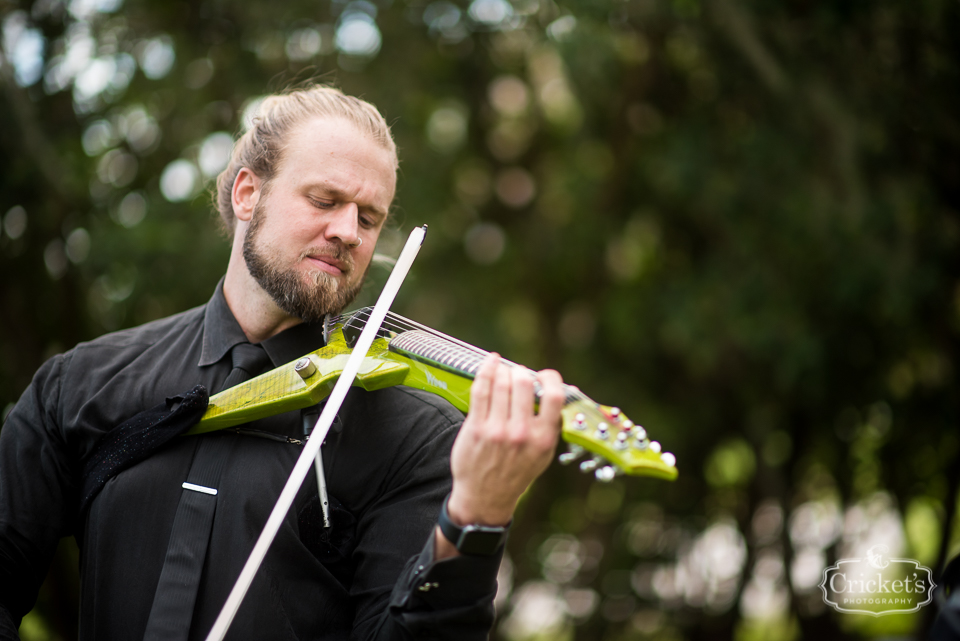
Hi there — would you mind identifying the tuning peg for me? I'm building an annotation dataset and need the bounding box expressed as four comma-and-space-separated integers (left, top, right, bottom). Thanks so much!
573, 413, 587, 431
558, 443, 585, 465
596, 422, 609, 440
580, 456, 603, 473
634, 425, 648, 441
649, 440, 662, 454
660, 452, 676, 467
609, 407, 621, 418
615, 431, 629, 450
595, 465, 618, 483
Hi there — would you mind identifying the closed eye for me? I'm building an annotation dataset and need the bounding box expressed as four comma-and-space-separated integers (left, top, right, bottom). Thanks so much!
308, 197, 335, 210
359, 214, 380, 229
307, 195, 385, 229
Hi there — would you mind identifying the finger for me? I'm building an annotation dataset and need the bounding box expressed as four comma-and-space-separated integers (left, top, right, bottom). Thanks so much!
534, 369, 564, 429
469, 353, 499, 420
487, 360, 512, 426
509, 366, 535, 424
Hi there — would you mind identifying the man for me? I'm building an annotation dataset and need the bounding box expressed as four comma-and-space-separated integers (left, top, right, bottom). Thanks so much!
0, 86, 565, 640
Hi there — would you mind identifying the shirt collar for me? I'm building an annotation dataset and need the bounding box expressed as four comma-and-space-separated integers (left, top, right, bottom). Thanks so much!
198, 279, 327, 368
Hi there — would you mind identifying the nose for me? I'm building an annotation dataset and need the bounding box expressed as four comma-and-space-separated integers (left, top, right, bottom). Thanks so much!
324, 203, 361, 248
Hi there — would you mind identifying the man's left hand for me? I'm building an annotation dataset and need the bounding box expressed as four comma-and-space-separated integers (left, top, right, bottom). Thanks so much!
436, 353, 565, 558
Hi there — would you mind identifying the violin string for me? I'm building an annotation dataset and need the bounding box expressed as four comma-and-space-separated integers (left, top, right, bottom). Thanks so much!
365, 308, 593, 405
388, 310, 592, 405
348, 308, 491, 359
332, 307, 592, 405
345, 308, 540, 377
384, 315, 593, 406
342, 308, 490, 360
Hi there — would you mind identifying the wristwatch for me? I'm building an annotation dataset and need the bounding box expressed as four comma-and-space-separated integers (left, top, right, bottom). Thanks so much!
438, 496, 509, 556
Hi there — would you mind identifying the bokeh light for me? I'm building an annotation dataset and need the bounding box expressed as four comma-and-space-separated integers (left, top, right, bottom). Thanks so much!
336, 13, 382, 58
137, 35, 175, 79
160, 160, 200, 202
199, 132, 236, 178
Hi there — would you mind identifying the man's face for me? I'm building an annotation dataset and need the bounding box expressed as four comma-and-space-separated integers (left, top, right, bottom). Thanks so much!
242, 116, 397, 322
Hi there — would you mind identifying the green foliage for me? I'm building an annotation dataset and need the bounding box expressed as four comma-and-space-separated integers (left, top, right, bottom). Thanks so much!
2, 0, 958, 638
704, 439, 756, 488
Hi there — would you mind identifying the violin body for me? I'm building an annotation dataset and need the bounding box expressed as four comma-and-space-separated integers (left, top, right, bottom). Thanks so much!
186, 309, 678, 482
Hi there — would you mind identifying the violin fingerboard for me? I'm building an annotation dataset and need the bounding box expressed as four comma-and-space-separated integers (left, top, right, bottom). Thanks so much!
388, 330, 487, 378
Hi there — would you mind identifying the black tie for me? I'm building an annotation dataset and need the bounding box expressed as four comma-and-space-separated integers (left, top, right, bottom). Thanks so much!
220, 342, 272, 391
144, 342, 272, 641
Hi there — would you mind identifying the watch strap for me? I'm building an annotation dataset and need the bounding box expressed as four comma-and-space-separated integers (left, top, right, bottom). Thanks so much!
438, 496, 509, 556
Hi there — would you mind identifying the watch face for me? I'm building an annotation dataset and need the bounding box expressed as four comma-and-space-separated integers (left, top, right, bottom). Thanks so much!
458, 525, 506, 556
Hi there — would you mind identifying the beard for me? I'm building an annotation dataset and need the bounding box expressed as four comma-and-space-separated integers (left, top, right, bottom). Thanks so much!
242, 199, 368, 323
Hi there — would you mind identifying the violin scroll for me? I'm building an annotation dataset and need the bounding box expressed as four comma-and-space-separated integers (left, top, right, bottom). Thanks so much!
558, 400, 678, 482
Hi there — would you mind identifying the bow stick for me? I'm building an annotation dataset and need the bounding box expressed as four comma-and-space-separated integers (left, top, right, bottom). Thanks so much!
204, 225, 428, 641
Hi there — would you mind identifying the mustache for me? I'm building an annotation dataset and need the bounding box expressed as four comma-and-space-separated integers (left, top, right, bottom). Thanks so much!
297, 243, 355, 273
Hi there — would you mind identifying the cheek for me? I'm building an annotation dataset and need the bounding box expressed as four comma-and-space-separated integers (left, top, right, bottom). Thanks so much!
255, 221, 301, 257
352, 247, 376, 274
275, 218, 315, 246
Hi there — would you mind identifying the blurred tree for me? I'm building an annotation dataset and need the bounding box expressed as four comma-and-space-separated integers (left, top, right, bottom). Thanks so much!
1, 0, 958, 639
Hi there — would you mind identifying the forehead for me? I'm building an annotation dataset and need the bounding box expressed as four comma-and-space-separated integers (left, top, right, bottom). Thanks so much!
275, 116, 397, 201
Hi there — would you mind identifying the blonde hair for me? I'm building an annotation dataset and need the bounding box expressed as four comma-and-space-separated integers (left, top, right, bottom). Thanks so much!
214, 85, 397, 235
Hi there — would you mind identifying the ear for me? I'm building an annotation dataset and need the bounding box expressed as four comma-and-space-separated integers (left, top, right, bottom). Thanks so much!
232, 168, 262, 223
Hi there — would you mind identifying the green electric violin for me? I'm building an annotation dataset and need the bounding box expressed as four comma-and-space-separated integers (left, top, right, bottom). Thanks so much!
185, 307, 678, 483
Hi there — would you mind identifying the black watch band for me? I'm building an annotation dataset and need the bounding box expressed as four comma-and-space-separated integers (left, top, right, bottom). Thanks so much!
438, 496, 509, 556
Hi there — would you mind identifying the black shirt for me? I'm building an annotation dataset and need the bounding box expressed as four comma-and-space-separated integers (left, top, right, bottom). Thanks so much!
0, 283, 501, 640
